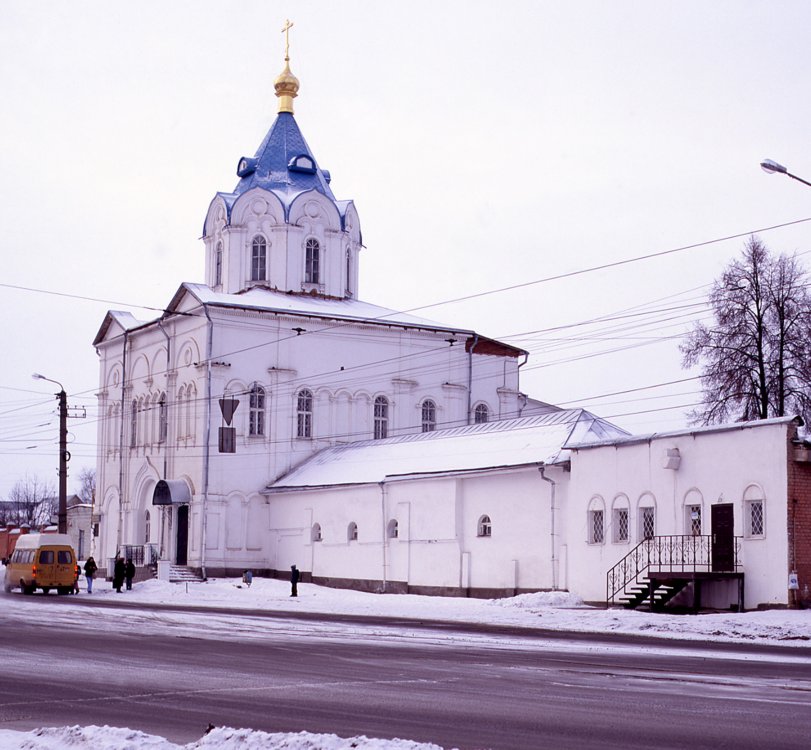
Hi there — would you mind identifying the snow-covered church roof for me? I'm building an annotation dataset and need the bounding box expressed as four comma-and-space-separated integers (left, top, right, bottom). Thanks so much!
265, 409, 629, 492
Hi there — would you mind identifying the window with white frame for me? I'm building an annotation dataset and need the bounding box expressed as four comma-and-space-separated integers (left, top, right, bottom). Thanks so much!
589, 509, 605, 544
312, 523, 322, 542
305, 238, 320, 284
387, 519, 399, 539
640, 505, 655, 540
477, 514, 492, 537
347, 521, 358, 542
297, 389, 313, 438
374, 396, 389, 439
251, 236, 267, 281
421, 399, 436, 432
744, 485, 765, 537
687, 504, 702, 536
613, 507, 629, 543
144, 511, 151, 544
248, 384, 265, 436
474, 403, 489, 424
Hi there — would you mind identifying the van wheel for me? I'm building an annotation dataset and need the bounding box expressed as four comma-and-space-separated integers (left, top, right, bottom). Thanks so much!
41, 587, 50, 595
3, 583, 10, 593
21, 581, 34, 595
57, 587, 70, 595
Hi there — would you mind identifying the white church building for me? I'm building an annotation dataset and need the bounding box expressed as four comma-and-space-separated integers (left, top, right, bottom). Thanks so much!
94, 42, 810, 611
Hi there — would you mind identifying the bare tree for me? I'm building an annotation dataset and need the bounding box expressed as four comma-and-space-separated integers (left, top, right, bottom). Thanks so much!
2, 475, 57, 527
77, 467, 96, 506
681, 236, 811, 424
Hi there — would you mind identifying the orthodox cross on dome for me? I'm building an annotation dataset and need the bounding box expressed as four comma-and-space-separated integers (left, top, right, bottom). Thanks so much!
274, 19, 300, 114
282, 19, 294, 61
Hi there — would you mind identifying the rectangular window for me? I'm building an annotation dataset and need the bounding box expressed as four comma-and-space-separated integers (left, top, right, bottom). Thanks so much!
687, 504, 702, 536
748, 500, 764, 537
589, 509, 604, 544
641, 507, 655, 540
613, 508, 629, 543
39, 550, 54, 564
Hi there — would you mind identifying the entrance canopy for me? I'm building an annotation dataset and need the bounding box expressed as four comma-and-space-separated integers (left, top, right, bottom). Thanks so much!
152, 479, 192, 506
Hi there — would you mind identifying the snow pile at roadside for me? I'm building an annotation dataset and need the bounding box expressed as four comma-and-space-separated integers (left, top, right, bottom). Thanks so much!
78, 574, 811, 646
0, 725, 448, 750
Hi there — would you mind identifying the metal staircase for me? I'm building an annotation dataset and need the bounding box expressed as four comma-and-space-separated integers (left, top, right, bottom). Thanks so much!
606, 535, 743, 611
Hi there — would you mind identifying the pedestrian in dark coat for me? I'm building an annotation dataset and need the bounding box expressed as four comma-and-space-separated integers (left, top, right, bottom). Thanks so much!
290, 564, 300, 597
84, 556, 98, 594
124, 558, 136, 590
113, 555, 125, 593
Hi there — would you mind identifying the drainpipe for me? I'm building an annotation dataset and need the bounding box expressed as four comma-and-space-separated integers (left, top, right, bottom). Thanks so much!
379, 481, 388, 592
539, 466, 557, 590
467, 334, 478, 425
200, 306, 214, 579
117, 329, 129, 554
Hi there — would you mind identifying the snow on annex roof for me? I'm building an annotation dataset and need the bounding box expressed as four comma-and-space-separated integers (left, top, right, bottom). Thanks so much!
568, 414, 802, 451
266, 409, 629, 491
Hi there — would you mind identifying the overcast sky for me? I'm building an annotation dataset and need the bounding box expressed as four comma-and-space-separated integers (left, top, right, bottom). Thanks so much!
2, 1, 811, 499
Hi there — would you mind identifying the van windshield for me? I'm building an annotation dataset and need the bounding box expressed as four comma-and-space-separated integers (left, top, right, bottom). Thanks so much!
39, 550, 54, 564
57, 551, 73, 564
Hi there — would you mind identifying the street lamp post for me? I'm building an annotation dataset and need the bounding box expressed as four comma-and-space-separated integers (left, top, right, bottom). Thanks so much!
32, 373, 68, 534
760, 159, 811, 188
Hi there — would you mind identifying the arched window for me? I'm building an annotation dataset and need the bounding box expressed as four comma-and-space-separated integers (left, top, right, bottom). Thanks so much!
347, 521, 358, 542
421, 399, 436, 432
311, 523, 322, 542
587, 496, 605, 544
744, 484, 765, 537
683, 489, 703, 537
387, 519, 399, 539
345, 248, 352, 297
297, 389, 313, 438
305, 238, 320, 284
186, 383, 197, 443
249, 384, 265, 436
477, 514, 492, 537
130, 400, 138, 448
251, 236, 267, 281
611, 494, 630, 543
176, 386, 186, 439
158, 393, 168, 443
638, 494, 656, 540
144, 510, 151, 544
215, 242, 223, 286
474, 403, 489, 424
374, 396, 389, 439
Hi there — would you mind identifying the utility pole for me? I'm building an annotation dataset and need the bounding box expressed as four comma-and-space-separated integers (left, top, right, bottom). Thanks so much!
57, 387, 68, 534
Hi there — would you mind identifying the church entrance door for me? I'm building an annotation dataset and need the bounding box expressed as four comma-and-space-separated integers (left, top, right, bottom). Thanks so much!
176, 505, 189, 566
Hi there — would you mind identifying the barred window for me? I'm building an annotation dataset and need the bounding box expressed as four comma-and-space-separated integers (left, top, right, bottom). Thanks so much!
744, 485, 765, 538
215, 242, 223, 286
641, 506, 655, 540
158, 393, 168, 443
687, 504, 702, 536
478, 515, 492, 537
613, 507, 629, 543
312, 523, 322, 542
348, 521, 358, 542
474, 403, 489, 424
589, 509, 604, 544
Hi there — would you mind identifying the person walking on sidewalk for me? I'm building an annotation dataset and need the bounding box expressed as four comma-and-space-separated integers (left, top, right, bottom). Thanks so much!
84, 556, 98, 594
290, 564, 300, 597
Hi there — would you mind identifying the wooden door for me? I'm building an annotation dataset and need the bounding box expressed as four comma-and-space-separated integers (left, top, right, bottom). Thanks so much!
711, 503, 735, 572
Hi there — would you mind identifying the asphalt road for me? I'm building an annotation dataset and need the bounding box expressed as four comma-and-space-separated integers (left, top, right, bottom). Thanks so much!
0, 597, 810, 749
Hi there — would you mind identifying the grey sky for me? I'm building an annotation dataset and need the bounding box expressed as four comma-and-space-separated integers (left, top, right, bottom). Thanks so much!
2, 1, 810, 497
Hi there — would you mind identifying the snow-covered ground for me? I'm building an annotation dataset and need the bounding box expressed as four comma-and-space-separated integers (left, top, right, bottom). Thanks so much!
2, 570, 810, 749
79, 574, 811, 646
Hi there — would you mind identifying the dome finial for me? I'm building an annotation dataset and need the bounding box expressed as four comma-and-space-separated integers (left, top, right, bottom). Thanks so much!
274, 19, 300, 114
